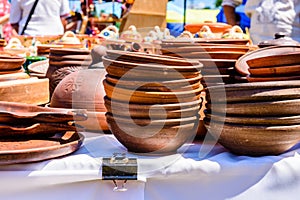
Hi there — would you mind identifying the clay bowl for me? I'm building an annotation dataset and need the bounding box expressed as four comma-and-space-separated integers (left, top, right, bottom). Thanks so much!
248, 64, 300, 77
184, 22, 232, 34
50, 69, 107, 112
28, 59, 49, 75
106, 113, 198, 154
104, 96, 201, 119
105, 74, 202, 92
0, 101, 87, 124
106, 50, 199, 66
103, 79, 202, 104
235, 45, 300, 76
204, 120, 300, 156
0, 53, 26, 71
102, 56, 202, 72
194, 38, 250, 45
49, 47, 91, 55
170, 51, 245, 60
161, 46, 249, 55
205, 112, 300, 126
206, 80, 300, 103
104, 63, 201, 80
206, 99, 300, 116
246, 51, 300, 68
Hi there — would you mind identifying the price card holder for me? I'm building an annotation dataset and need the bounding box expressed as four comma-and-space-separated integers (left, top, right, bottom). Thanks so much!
102, 153, 137, 191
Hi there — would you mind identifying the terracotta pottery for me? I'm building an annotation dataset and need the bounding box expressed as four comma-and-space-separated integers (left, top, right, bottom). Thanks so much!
0, 72, 29, 82
0, 101, 87, 124
248, 64, 300, 77
206, 99, 300, 116
75, 111, 109, 132
258, 32, 300, 48
106, 113, 198, 154
201, 67, 235, 75
206, 80, 300, 103
198, 59, 236, 68
103, 79, 202, 104
28, 59, 49, 75
105, 74, 202, 91
205, 120, 300, 156
246, 52, 300, 68
0, 77, 49, 105
235, 45, 300, 76
0, 131, 84, 165
0, 53, 26, 71
104, 96, 201, 119
161, 46, 249, 55
246, 75, 300, 82
205, 113, 300, 125
184, 22, 232, 34
0, 122, 79, 138
106, 50, 199, 66
170, 51, 245, 60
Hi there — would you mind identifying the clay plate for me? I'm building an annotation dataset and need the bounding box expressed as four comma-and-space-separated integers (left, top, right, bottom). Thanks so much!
28, 59, 49, 74
235, 46, 300, 76
0, 131, 84, 165
0, 101, 87, 123
106, 50, 199, 66
248, 64, 300, 76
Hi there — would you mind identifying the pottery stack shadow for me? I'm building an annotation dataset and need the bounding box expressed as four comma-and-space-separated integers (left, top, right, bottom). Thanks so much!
159, 38, 251, 139
46, 48, 92, 97
103, 50, 203, 154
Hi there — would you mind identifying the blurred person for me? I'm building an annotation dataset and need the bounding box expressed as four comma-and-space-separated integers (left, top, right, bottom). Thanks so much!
222, 0, 300, 44
10, 0, 71, 36
0, 0, 15, 41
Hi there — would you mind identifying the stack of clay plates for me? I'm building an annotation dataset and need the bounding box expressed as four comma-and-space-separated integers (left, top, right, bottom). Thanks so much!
0, 52, 49, 105
46, 48, 92, 96
103, 50, 203, 154
205, 80, 300, 156
0, 101, 86, 164
235, 46, 300, 82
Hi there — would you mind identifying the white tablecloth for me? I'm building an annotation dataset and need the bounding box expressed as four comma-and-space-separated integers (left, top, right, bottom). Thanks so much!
1, 132, 300, 200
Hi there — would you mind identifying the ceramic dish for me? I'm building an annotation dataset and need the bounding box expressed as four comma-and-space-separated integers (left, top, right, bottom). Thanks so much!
248, 64, 300, 77
0, 131, 84, 165
235, 45, 300, 76
28, 59, 49, 75
206, 99, 300, 116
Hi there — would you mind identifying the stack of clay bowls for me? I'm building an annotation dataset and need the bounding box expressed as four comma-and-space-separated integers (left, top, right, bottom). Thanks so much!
235, 46, 300, 82
46, 48, 92, 96
50, 69, 108, 132
0, 51, 49, 105
159, 38, 252, 139
205, 80, 300, 156
103, 50, 203, 154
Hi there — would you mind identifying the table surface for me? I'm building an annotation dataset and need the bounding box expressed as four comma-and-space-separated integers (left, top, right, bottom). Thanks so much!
1, 132, 300, 200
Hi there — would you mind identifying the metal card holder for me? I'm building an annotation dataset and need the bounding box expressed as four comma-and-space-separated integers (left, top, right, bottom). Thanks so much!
102, 153, 137, 191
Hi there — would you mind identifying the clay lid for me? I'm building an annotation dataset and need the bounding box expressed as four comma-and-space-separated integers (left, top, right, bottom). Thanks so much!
258, 32, 299, 48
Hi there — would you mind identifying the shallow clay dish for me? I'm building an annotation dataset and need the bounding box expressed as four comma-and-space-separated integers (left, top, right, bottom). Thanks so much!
0, 131, 84, 165
28, 59, 49, 75
205, 113, 300, 125
0, 122, 78, 138
205, 120, 300, 156
0, 56, 26, 71
248, 64, 300, 76
235, 46, 300, 76
206, 80, 300, 103
206, 99, 300, 116
106, 113, 198, 154
0, 101, 87, 123
246, 51, 300, 68
106, 50, 199, 66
